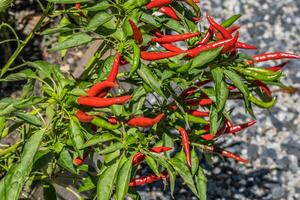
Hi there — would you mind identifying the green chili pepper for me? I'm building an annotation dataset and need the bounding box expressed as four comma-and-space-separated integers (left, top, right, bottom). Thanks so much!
248, 93, 276, 108
234, 67, 282, 81
129, 42, 141, 76
91, 117, 119, 130
187, 114, 209, 124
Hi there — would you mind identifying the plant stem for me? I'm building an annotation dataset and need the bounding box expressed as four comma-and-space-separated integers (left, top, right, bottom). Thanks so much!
0, 3, 52, 78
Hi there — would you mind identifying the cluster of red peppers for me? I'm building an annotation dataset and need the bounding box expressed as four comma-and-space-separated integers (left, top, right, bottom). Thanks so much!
72, 0, 300, 187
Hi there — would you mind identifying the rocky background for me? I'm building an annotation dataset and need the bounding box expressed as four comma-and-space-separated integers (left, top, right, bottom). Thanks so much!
1, 0, 300, 200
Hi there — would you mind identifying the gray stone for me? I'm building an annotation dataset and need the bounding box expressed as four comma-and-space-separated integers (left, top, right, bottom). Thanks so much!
278, 157, 291, 168
247, 144, 259, 160
272, 186, 286, 199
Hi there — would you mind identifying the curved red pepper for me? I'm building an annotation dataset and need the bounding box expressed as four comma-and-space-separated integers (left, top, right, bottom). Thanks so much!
178, 127, 192, 167
132, 153, 146, 166
150, 146, 173, 153
129, 19, 143, 44
247, 52, 300, 64
141, 51, 181, 61
77, 96, 131, 108
266, 62, 288, 72
187, 32, 239, 57
129, 172, 169, 186
127, 113, 164, 127
151, 32, 200, 43
187, 110, 209, 117
76, 110, 94, 123
146, 0, 173, 9
86, 81, 116, 97
159, 6, 180, 20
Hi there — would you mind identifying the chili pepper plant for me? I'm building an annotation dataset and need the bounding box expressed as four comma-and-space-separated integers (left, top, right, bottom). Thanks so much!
0, 0, 299, 199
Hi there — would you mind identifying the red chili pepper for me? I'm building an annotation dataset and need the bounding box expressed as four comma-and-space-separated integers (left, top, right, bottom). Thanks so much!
187, 110, 209, 117
254, 80, 272, 97
75, 3, 81, 9
132, 147, 172, 166
108, 117, 119, 124
187, 32, 239, 57
200, 123, 227, 140
152, 30, 184, 53
201, 145, 248, 163
129, 19, 143, 44
76, 110, 94, 123
129, 172, 169, 186
191, 17, 201, 22
247, 52, 300, 64
225, 120, 256, 134
207, 14, 232, 39
159, 6, 179, 20
86, 81, 116, 97
185, 98, 213, 106
141, 51, 181, 61
107, 52, 121, 83
77, 96, 131, 108
196, 28, 212, 46
132, 153, 146, 166
97, 53, 121, 97
236, 42, 257, 50
151, 32, 200, 43
127, 113, 164, 127
215, 25, 240, 40
150, 146, 173, 153
178, 127, 192, 167
146, 0, 173, 9
160, 43, 185, 53
266, 62, 288, 72
74, 156, 85, 166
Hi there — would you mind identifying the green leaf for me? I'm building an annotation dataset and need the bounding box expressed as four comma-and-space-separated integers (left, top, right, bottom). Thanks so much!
209, 105, 221, 134
86, 1, 110, 11
195, 167, 207, 200
145, 155, 159, 176
86, 12, 114, 31
98, 143, 123, 155
221, 14, 242, 28
0, 69, 38, 81
137, 64, 166, 99
154, 155, 176, 196
69, 116, 85, 156
0, 130, 44, 200
58, 148, 76, 174
79, 176, 96, 192
140, 13, 161, 27
41, 27, 72, 35
97, 159, 120, 200
81, 133, 116, 149
115, 157, 132, 200
43, 182, 57, 200
47, 0, 90, 3
224, 69, 250, 108
191, 148, 199, 176
49, 33, 92, 52
211, 67, 228, 112
191, 47, 222, 69
15, 112, 42, 127
169, 158, 199, 198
